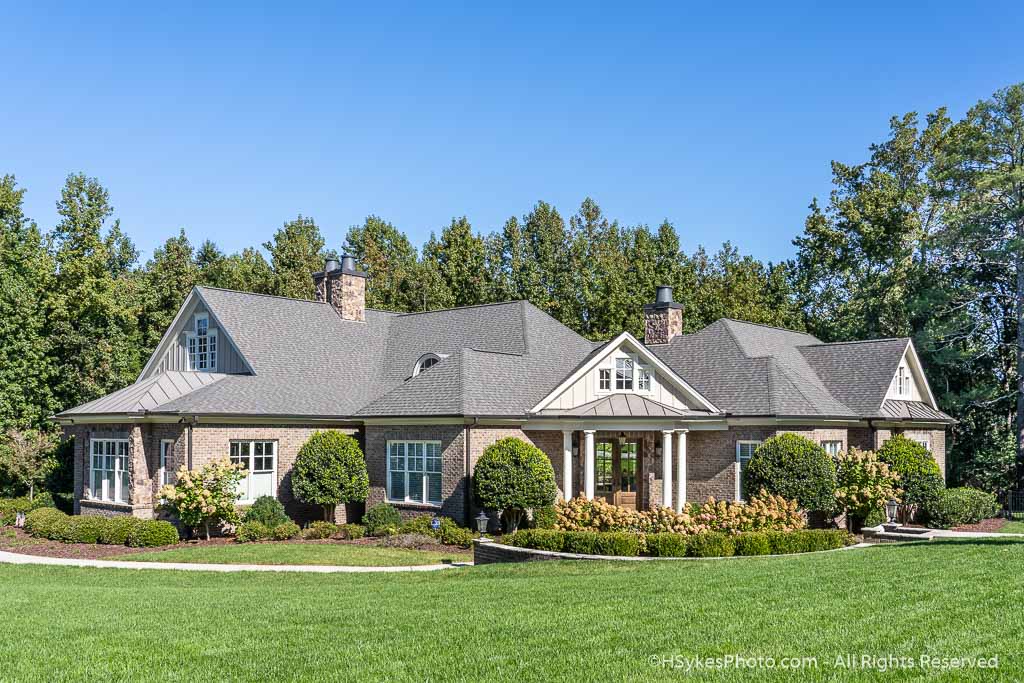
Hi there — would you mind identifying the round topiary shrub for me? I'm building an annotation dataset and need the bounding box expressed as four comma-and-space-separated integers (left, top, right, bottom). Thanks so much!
474, 437, 557, 532
292, 431, 369, 522
877, 435, 944, 518
363, 502, 401, 536
742, 434, 837, 513
127, 520, 180, 547
303, 521, 339, 540
270, 521, 301, 541
243, 496, 290, 528
235, 521, 271, 543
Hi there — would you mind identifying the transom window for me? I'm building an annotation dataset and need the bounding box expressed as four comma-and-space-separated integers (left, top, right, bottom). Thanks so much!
615, 358, 634, 390
230, 440, 277, 503
822, 440, 843, 458
90, 439, 129, 504
735, 440, 762, 501
388, 441, 442, 505
186, 314, 218, 372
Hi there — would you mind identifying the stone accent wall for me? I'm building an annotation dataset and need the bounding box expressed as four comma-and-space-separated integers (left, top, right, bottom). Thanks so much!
314, 270, 366, 322
364, 424, 467, 523
643, 306, 683, 345
63, 423, 153, 518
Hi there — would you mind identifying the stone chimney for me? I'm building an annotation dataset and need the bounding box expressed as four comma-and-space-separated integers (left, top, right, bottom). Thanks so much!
313, 255, 366, 322
643, 285, 683, 344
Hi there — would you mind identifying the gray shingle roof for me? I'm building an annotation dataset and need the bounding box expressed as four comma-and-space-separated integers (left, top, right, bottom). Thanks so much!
57, 286, 951, 424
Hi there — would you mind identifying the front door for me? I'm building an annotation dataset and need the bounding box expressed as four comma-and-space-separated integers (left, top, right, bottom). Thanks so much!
595, 439, 641, 510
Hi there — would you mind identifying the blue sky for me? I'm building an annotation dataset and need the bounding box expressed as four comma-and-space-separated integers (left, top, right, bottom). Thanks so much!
2, 2, 1022, 264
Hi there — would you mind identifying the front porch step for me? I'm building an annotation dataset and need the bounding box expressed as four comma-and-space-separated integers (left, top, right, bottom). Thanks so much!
862, 524, 937, 543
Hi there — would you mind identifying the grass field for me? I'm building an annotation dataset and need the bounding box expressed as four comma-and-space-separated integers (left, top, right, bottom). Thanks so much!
115, 541, 470, 567
997, 520, 1024, 534
1, 539, 1022, 681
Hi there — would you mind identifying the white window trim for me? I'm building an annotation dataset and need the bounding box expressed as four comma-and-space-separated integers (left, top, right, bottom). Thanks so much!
595, 352, 653, 396
735, 440, 762, 501
89, 438, 130, 504
158, 439, 174, 488
386, 440, 443, 506
821, 440, 844, 458
229, 440, 278, 504
912, 437, 931, 451
186, 313, 218, 372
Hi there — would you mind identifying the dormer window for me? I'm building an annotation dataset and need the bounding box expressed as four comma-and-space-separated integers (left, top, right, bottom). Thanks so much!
599, 369, 611, 390
897, 366, 909, 396
413, 354, 441, 377
638, 366, 652, 392
186, 314, 217, 372
615, 358, 634, 390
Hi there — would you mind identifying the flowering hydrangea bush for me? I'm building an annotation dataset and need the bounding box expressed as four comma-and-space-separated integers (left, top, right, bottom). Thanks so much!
834, 447, 901, 530
554, 491, 804, 536
159, 458, 245, 540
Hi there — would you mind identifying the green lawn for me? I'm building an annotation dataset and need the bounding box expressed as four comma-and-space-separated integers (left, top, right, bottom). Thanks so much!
1, 539, 1022, 681
114, 541, 470, 567
997, 520, 1024, 534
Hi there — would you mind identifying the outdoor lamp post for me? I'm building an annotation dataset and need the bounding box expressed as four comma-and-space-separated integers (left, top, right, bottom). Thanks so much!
885, 499, 899, 528
475, 511, 489, 538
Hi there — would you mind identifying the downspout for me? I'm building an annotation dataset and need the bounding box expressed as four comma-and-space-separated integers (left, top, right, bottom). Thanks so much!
464, 417, 479, 526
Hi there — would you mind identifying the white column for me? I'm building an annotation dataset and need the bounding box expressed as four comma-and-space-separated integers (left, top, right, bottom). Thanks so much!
562, 430, 574, 501
675, 429, 688, 513
661, 429, 673, 509
583, 430, 596, 500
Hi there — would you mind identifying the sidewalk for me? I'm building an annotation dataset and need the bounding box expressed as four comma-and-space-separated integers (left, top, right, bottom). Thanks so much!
0, 550, 471, 573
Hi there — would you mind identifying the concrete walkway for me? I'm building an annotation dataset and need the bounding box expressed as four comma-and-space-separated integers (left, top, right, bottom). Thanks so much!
0, 550, 471, 573
930, 529, 1024, 539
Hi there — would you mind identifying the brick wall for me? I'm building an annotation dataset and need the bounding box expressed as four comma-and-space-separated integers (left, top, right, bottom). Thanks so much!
364, 424, 467, 523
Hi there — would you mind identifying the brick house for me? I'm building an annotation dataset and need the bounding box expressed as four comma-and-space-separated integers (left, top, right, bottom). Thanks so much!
55, 256, 953, 524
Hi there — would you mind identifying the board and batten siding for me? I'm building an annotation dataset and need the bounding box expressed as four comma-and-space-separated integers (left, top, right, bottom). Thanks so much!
143, 298, 248, 377
544, 348, 698, 412
884, 350, 925, 403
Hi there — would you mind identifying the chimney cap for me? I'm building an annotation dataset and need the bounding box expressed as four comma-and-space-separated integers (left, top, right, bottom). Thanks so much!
323, 257, 340, 273
655, 285, 674, 305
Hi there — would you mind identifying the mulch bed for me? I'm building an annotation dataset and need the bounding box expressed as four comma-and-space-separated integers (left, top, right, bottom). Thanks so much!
953, 517, 1008, 533
0, 526, 468, 560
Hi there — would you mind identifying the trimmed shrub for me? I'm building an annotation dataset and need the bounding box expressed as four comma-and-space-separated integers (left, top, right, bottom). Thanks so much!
270, 521, 301, 541
127, 520, 180, 547
764, 529, 852, 554
560, 531, 601, 555
733, 532, 771, 556
474, 437, 557, 533
508, 529, 566, 552
0, 493, 56, 525
65, 515, 108, 544
687, 532, 735, 558
99, 516, 142, 545
878, 435, 944, 518
531, 505, 557, 530
337, 523, 365, 540
399, 514, 475, 548
235, 521, 271, 543
592, 532, 641, 556
438, 523, 474, 548
923, 487, 1000, 528
291, 430, 369, 522
364, 503, 401, 536
742, 434, 837, 513
242, 496, 290, 528
303, 521, 339, 540
645, 533, 688, 557
24, 507, 70, 540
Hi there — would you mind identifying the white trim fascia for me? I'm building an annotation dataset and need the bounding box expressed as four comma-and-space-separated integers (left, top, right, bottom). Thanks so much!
56, 414, 365, 426
530, 331, 719, 414
871, 420, 949, 429
894, 340, 939, 410
725, 417, 867, 428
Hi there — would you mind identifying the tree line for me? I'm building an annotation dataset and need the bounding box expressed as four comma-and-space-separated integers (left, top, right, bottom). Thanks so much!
1, 82, 1021, 495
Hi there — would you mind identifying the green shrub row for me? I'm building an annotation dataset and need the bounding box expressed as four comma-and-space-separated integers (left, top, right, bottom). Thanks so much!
235, 520, 302, 543
364, 503, 402, 536
923, 487, 1000, 528
0, 492, 56, 525
506, 528, 853, 558
300, 521, 366, 540
23, 508, 179, 547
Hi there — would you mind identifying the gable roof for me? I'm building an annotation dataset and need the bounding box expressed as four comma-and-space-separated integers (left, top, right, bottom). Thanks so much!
798, 338, 912, 415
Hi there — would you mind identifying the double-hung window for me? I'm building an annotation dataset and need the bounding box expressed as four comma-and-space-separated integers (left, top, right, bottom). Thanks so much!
896, 366, 909, 396
615, 358, 634, 390
637, 366, 652, 392
912, 437, 930, 451
90, 439, 129, 503
229, 440, 277, 503
387, 441, 442, 505
187, 314, 218, 371
598, 369, 611, 391
159, 439, 174, 488
822, 440, 843, 458
735, 440, 762, 501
